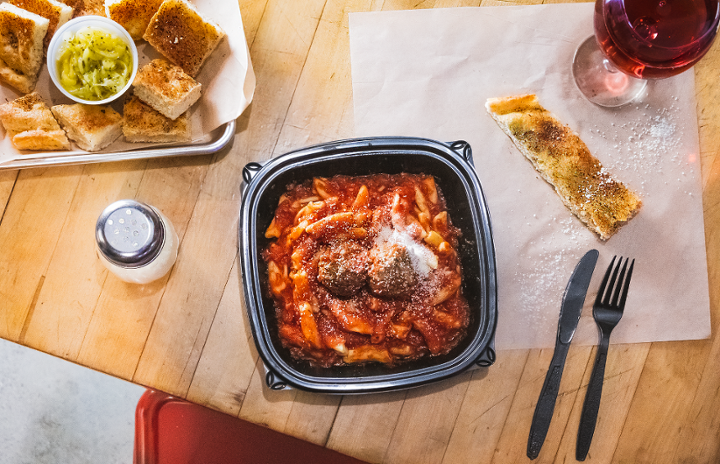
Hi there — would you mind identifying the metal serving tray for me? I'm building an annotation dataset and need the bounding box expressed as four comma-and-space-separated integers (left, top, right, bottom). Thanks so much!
0, 120, 235, 171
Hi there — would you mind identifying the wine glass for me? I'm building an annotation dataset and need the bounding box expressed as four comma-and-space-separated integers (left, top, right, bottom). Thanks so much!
573, 0, 720, 107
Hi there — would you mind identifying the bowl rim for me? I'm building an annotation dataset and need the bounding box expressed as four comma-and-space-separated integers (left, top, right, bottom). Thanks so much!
47, 15, 138, 105
239, 136, 498, 394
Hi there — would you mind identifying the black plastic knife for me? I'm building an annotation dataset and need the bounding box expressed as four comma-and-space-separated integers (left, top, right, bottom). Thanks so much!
527, 249, 599, 460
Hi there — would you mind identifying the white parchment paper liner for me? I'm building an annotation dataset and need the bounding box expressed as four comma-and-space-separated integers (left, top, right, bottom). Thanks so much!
0, 0, 255, 162
349, 4, 711, 350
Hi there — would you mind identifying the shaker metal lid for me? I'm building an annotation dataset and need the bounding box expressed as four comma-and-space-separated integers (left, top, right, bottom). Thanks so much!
96, 199, 165, 267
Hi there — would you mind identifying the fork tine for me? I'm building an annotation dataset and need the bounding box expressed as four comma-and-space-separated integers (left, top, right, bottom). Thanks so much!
617, 259, 635, 310
610, 258, 629, 307
595, 256, 617, 306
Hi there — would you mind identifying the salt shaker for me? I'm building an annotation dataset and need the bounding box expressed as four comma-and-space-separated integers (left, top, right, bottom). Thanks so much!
95, 199, 179, 284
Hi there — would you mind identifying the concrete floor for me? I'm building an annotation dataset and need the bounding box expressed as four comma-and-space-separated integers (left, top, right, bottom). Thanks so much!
0, 337, 145, 464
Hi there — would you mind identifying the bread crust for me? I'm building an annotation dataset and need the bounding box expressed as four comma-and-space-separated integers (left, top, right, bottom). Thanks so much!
12, 129, 69, 150
10, 0, 73, 52
486, 94, 642, 240
132, 58, 201, 119
142, 0, 224, 77
105, 0, 164, 40
0, 92, 70, 150
0, 3, 49, 93
122, 93, 191, 143
51, 103, 122, 151
72, 0, 106, 17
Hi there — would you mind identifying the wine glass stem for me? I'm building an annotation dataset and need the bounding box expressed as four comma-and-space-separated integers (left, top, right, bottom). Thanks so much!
572, 35, 647, 107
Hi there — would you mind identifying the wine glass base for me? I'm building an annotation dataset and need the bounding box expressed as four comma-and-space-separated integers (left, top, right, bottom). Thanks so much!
572, 36, 647, 107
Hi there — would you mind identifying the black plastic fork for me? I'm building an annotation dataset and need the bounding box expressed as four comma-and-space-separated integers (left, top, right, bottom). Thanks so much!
576, 256, 635, 461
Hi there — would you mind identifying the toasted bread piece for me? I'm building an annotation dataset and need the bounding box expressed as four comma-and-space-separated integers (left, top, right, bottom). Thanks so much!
57, 0, 79, 9
143, 0, 224, 77
0, 92, 70, 150
486, 94, 642, 240
12, 129, 71, 150
10, 0, 73, 52
72, 0, 105, 16
0, 3, 49, 93
105, 0, 163, 40
123, 94, 191, 143
132, 58, 201, 120
51, 103, 122, 151
0, 92, 59, 132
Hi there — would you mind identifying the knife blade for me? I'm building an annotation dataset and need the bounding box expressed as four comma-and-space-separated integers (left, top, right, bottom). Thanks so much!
526, 249, 599, 460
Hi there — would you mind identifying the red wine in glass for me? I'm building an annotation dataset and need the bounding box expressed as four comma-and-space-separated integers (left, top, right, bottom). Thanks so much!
573, 0, 720, 106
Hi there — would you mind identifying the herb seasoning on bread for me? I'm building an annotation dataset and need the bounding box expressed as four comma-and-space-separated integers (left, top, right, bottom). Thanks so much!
142, 0, 224, 77
0, 3, 49, 93
0, 92, 70, 150
486, 94, 642, 240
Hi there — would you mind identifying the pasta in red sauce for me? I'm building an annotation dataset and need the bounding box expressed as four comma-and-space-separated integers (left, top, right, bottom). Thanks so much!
262, 173, 470, 367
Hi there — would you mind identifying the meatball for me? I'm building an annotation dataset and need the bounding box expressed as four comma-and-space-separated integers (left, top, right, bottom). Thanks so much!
368, 243, 418, 299
316, 241, 369, 297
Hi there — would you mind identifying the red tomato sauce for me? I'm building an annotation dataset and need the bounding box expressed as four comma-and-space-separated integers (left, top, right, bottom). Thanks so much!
262, 173, 470, 367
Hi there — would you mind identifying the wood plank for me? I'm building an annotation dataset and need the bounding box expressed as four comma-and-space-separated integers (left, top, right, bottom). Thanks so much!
238, 357, 298, 429
272, 0, 366, 152
442, 350, 528, 464
130, 188, 238, 395
186, 259, 256, 415
20, 161, 145, 359
164, 0, 272, 411
134, 0, 326, 420
610, 340, 709, 463
283, 391, 342, 445
382, 372, 473, 464
327, 390, 408, 463
233, 0, 373, 445
695, 30, 720, 188
0, 170, 17, 217
555, 343, 650, 463
74, 157, 208, 380
490, 346, 590, 463
669, 106, 720, 462
0, 166, 83, 341
238, 0, 268, 48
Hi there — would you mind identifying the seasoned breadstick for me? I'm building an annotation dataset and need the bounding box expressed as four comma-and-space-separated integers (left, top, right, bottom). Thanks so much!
486, 94, 641, 240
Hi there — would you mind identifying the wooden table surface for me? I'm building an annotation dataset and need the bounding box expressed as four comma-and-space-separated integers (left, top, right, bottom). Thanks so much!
1, 0, 719, 462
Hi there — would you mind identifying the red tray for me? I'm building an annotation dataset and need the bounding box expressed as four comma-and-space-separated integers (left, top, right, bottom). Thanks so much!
134, 390, 368, 464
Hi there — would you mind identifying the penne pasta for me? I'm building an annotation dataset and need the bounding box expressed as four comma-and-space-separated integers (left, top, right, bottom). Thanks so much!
287, 219, 309, 244
423, 177, 439, 204
291, 195, 320, 209
344, 346, 392, 364
415, 185, 429, 213
267, 261, 287, 295
313, 177, 332, 199
433, 211, 447, 230
298, 302, 323, 349
265, 217, 281, 238
262, 173, 469, 367
294, 200, 325, 223
304, 212, 354, 237
352, 185, 369, 209
389, 344, 414, 357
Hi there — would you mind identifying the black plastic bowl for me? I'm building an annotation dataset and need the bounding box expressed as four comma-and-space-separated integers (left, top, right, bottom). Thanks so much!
239, 137, 497, 394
